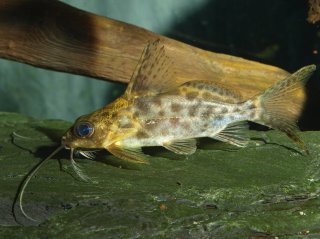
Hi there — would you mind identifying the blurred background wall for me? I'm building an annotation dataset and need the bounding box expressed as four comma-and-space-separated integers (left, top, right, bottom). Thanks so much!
0, 0, 208, 121
0, 0, 318, 127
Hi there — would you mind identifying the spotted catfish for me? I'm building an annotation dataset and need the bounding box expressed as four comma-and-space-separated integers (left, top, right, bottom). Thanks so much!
63, 41, 315, 163
17, 41, 316, 222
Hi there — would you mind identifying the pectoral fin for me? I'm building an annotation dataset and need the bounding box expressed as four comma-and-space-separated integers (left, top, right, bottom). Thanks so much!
212, 121, 249, 147
163, 138, 197, 155
107, 143, 149, 164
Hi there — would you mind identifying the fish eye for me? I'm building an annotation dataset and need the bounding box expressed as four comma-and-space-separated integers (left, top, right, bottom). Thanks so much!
74, 122, 94, 138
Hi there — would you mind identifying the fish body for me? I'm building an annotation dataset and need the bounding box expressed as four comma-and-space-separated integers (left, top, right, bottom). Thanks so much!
62, 40, 316, 162
119, 84, 253, 149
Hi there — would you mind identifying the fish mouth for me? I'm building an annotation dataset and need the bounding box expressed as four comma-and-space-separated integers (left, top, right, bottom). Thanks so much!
60, 136, 77, 150
61, 135, 68, 147
61, 142, 99, 159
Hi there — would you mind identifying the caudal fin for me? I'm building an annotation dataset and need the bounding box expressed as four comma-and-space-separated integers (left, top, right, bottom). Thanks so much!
254, 64, 316, 152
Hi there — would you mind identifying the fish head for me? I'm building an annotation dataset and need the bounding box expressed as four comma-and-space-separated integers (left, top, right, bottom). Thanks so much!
62, 109, 113, 150
62, 97, 131, 150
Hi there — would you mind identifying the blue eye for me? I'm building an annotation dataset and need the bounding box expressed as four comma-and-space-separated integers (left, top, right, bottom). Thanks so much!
74, 122, 94, 138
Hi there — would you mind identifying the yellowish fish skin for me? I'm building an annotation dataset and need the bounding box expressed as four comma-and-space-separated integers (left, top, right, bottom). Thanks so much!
61, 40, 316, 163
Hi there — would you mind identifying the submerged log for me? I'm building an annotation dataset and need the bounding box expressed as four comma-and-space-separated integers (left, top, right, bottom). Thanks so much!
0, 1, 289, 86
0, 0, 305, 108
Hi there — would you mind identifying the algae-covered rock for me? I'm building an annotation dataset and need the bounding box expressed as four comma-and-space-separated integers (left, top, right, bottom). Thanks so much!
0, 112, 320, 238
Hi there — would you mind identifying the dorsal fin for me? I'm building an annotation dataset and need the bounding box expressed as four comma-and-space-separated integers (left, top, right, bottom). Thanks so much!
124, 40, 182, 99
180, 80, 243, 103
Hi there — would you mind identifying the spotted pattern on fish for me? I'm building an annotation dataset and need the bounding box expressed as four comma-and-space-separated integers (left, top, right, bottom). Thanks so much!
136, 130, 149, 139
171, 103, 182, 112
185, 91, 199, 101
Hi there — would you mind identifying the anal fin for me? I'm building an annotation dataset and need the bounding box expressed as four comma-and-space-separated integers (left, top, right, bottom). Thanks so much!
212, 121, 249, 147
107, 143, 149, 164
163, 138, 197, 155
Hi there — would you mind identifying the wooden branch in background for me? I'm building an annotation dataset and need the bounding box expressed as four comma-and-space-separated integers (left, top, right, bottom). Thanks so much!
0, 0, 300, 102
307, 0, 320, 24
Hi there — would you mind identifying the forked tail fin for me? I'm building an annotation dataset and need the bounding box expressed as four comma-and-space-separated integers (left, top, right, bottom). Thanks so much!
253, 64, 316, 152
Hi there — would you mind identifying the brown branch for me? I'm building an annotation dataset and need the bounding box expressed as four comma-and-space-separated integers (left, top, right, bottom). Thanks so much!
0, 0, 295, 101
307, 0, 320, 24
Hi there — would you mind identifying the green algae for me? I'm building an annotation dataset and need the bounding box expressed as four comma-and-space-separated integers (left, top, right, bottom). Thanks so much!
0, 112, 320, 238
